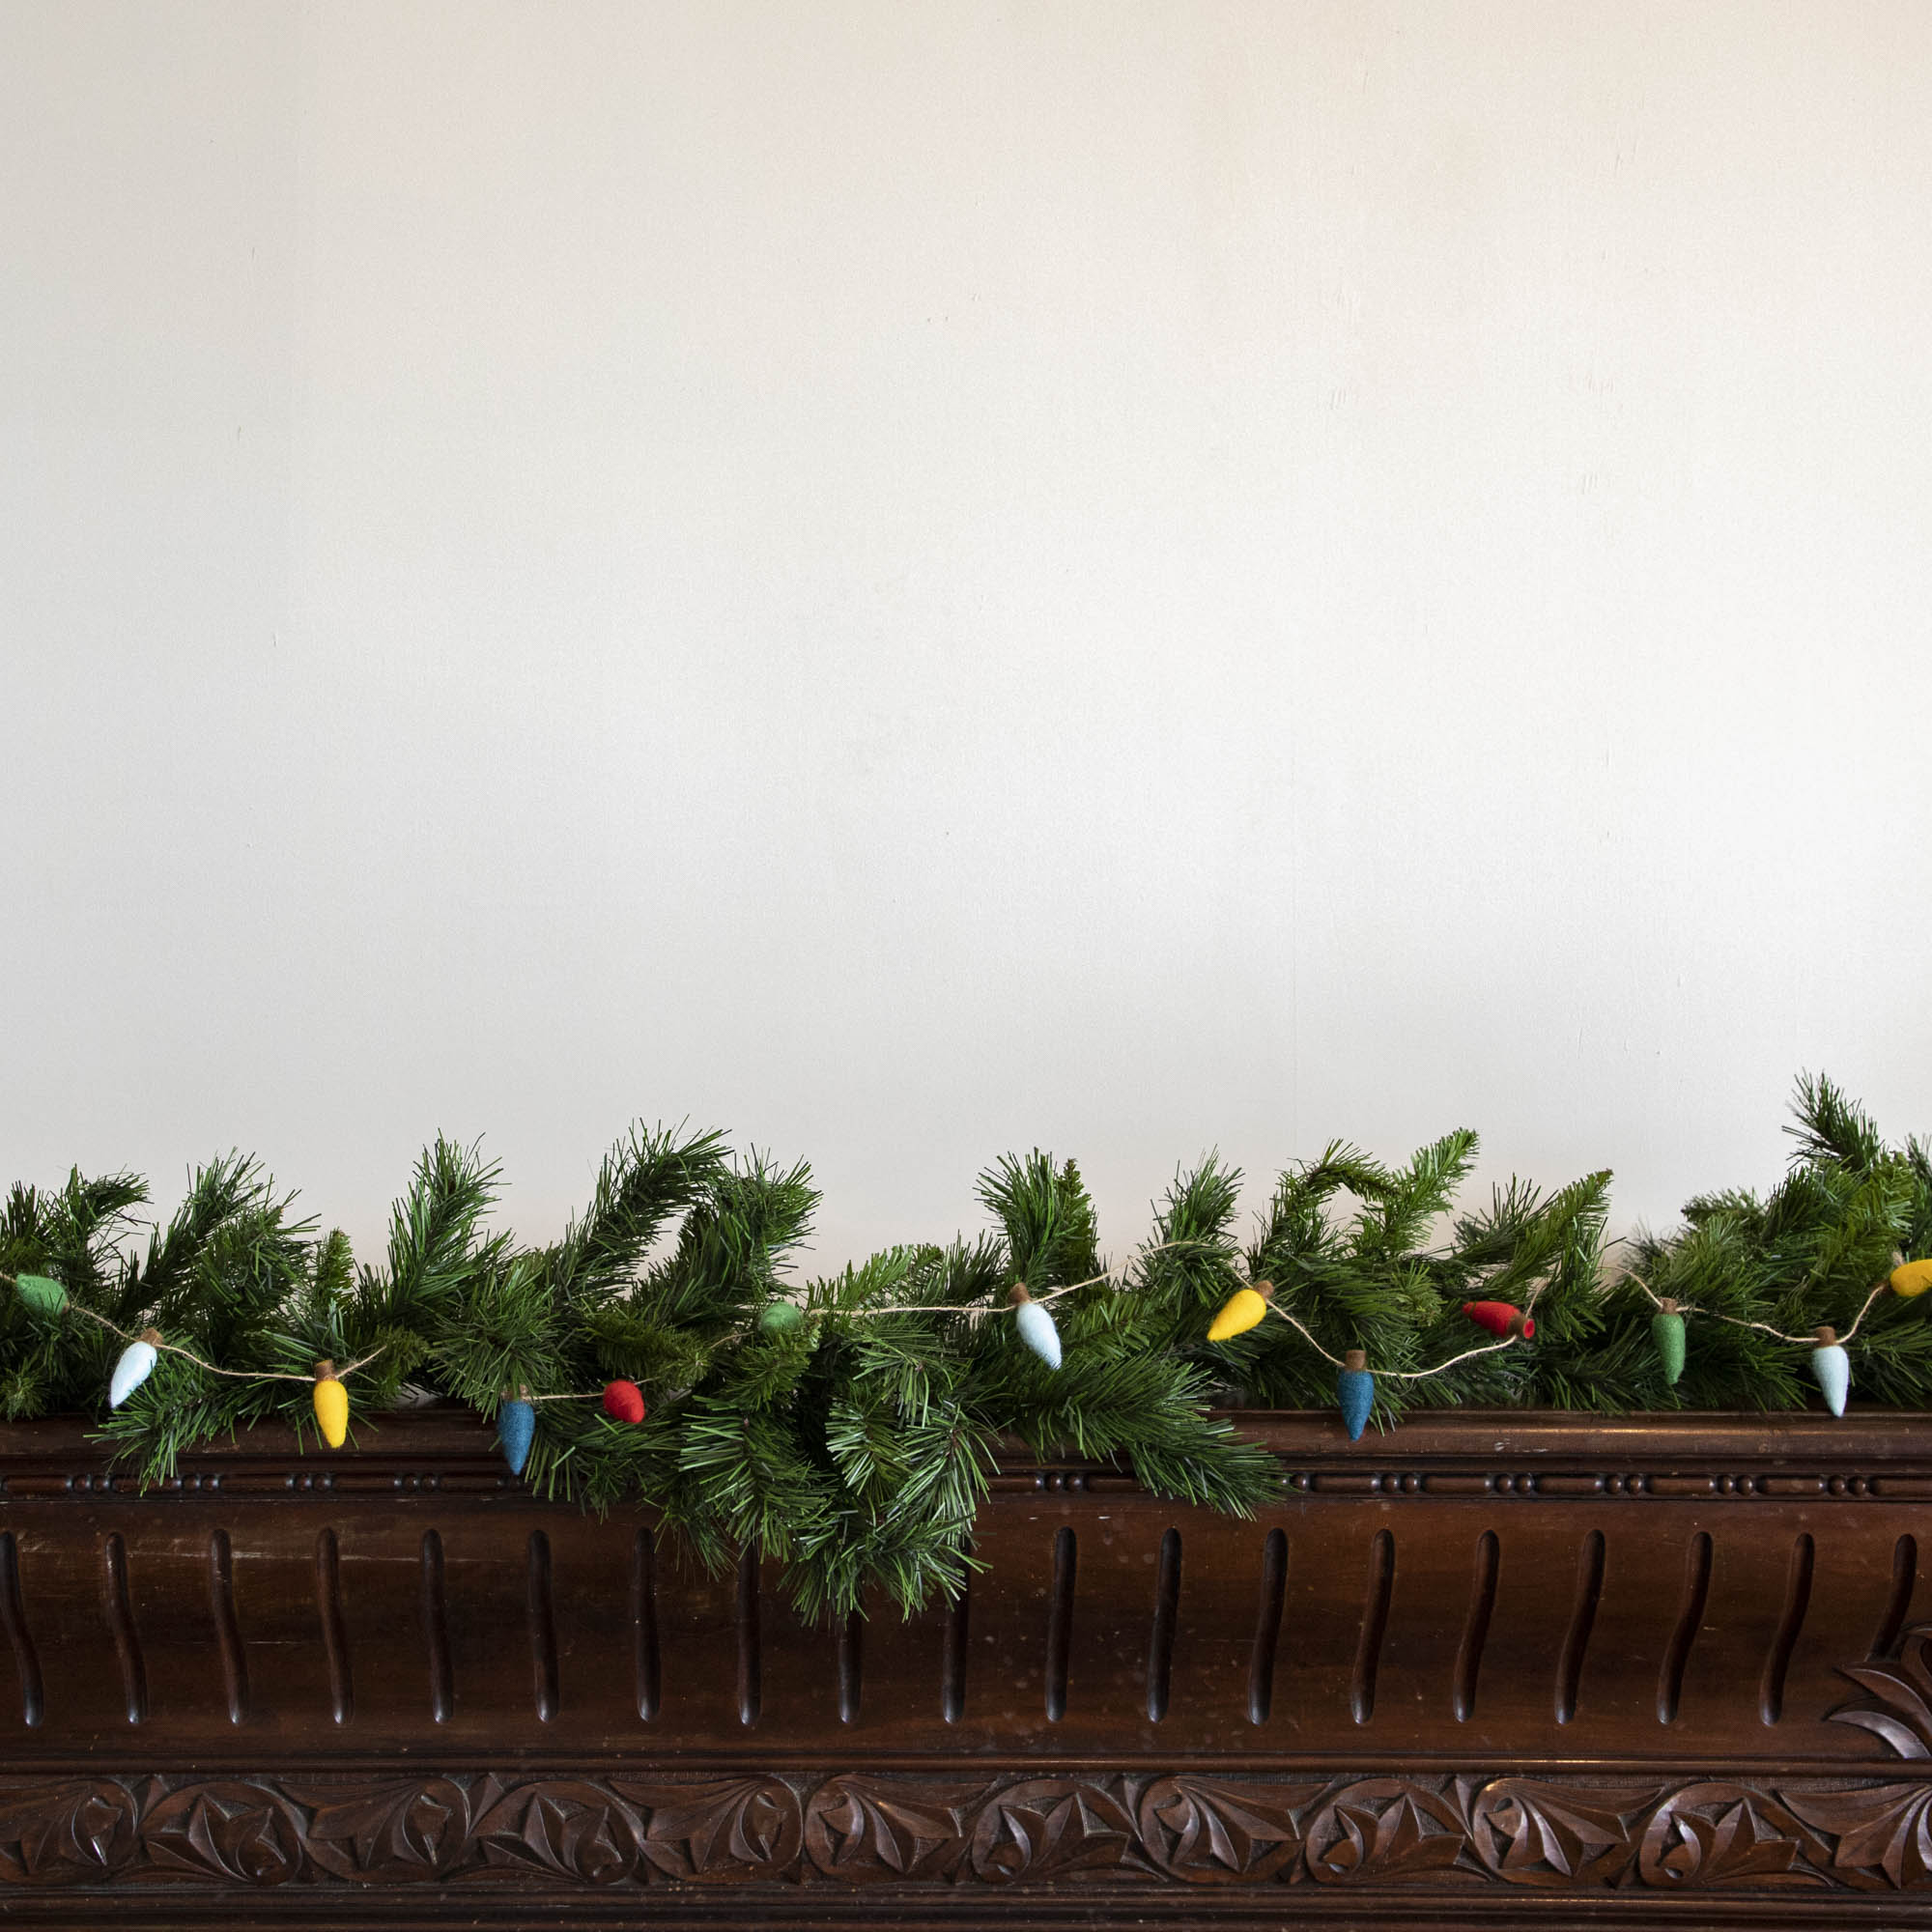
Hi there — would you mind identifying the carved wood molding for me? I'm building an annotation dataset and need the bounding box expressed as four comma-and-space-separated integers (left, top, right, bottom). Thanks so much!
14, 1408, 1932, 1507
3, 1769, 1932, 1895
11, 1463, 1932, 1510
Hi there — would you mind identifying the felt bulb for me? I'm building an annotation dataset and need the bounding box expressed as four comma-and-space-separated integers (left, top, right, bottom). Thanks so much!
759, 1300, 804, 1336
1207, 1280, 1274, 1342
1810, 1326, 1850, 1418
14, 1273, 67, 1314
312, 1361, 349, 1449
1009, 1284, 1062, 1370
499, 1391, 537, 1475
602, 1378, 647, 1425
1463, 1300, 1535, 1341
1337, 1349, 1375, 1441
1890, 1259, 1932, 1299
109, 1328, 162, 1408
1651, 1303, 1687, 1386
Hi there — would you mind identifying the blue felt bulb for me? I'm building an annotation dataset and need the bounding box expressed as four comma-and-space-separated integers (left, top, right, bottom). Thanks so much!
498, 1397, 536, 1475
1337, 1355, 1375, 1441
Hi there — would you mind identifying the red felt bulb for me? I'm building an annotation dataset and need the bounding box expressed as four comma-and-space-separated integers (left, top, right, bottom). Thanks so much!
602, 1379, 647, 1425
1463, 1300, 1535, 1341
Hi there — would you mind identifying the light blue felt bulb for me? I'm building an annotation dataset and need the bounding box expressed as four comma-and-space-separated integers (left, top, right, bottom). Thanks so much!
1337, 1352, 1375, 1441
109, 1332, 160, 1408
1011, 1288, 1062, 1370
1809, 1330, 1850, 1418
498, 1395, 537, 1474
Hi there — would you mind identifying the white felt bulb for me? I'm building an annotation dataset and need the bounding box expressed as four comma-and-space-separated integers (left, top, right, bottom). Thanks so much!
109, 1331, 161, 1408
1011, 1290, 1062, 1370
1810, 1326, 1850, 1418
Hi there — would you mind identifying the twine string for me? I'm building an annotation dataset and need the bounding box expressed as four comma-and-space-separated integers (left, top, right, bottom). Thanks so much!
1259, 1278, 1541, 1379
0, 1270, 387, 1382
74, 1303, 390, 1381
839, 1239, 1200, 1319
12, 1246, 1890, 1412
1146, 1236, 1556, 1381
1633, 1272, 1887, 1349
861, 1274, 1102, 1318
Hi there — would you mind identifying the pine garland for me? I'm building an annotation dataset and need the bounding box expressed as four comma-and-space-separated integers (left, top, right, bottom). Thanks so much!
2, 1075, 1929, 1619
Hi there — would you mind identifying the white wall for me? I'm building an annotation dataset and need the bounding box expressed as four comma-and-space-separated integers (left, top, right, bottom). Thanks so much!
5, 1, 1930, 1268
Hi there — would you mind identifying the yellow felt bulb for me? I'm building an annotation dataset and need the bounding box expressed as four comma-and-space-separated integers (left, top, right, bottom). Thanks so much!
1207, 1280, 1274, 1342
312, 1360, 349, 1449
1890, 1259, 1932, 1299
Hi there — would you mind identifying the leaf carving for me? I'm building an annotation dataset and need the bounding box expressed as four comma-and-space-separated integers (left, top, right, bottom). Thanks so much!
1783, 1783, 1932, 1889
142, 1783, 304, 1887
470, 1780, 641, 1886
1302, 1781, 1469, 1885
1136, 1777, 1317, 1884
804, 1776, 981, 1882
966, 1779, 1137, 1883
295, 1777, 473, 1882
1636, 1784, 1830, 1889
0, 1781, 139, 1887
613, 1777, 801, 1881
1469, 1780, 1643, 1887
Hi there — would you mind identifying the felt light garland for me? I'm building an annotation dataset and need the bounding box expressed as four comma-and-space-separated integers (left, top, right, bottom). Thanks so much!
485, 1378, 655, 1477
472, 1261, 1126, 1482
778, 1263, 1114, 1375
2, 1266, 388, 1440
1627, 1274, 1889, 1416
1208, 1265, 1553, 1442
462, 1262, 1120, 1482
833, 1253, 1151, 1366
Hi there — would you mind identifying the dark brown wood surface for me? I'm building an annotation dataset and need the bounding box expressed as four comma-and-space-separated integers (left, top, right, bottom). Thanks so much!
1, 1405, 1930, 1926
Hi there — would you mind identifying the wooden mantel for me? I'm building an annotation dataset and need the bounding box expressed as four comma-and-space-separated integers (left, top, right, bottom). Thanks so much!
1, 1405, 1930, 1926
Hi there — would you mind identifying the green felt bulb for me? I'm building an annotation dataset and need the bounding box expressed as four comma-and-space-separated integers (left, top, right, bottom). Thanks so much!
1651, 1307, 1687, 1386
758, 1300, 804, 1336
14, 1274, 67, 1315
